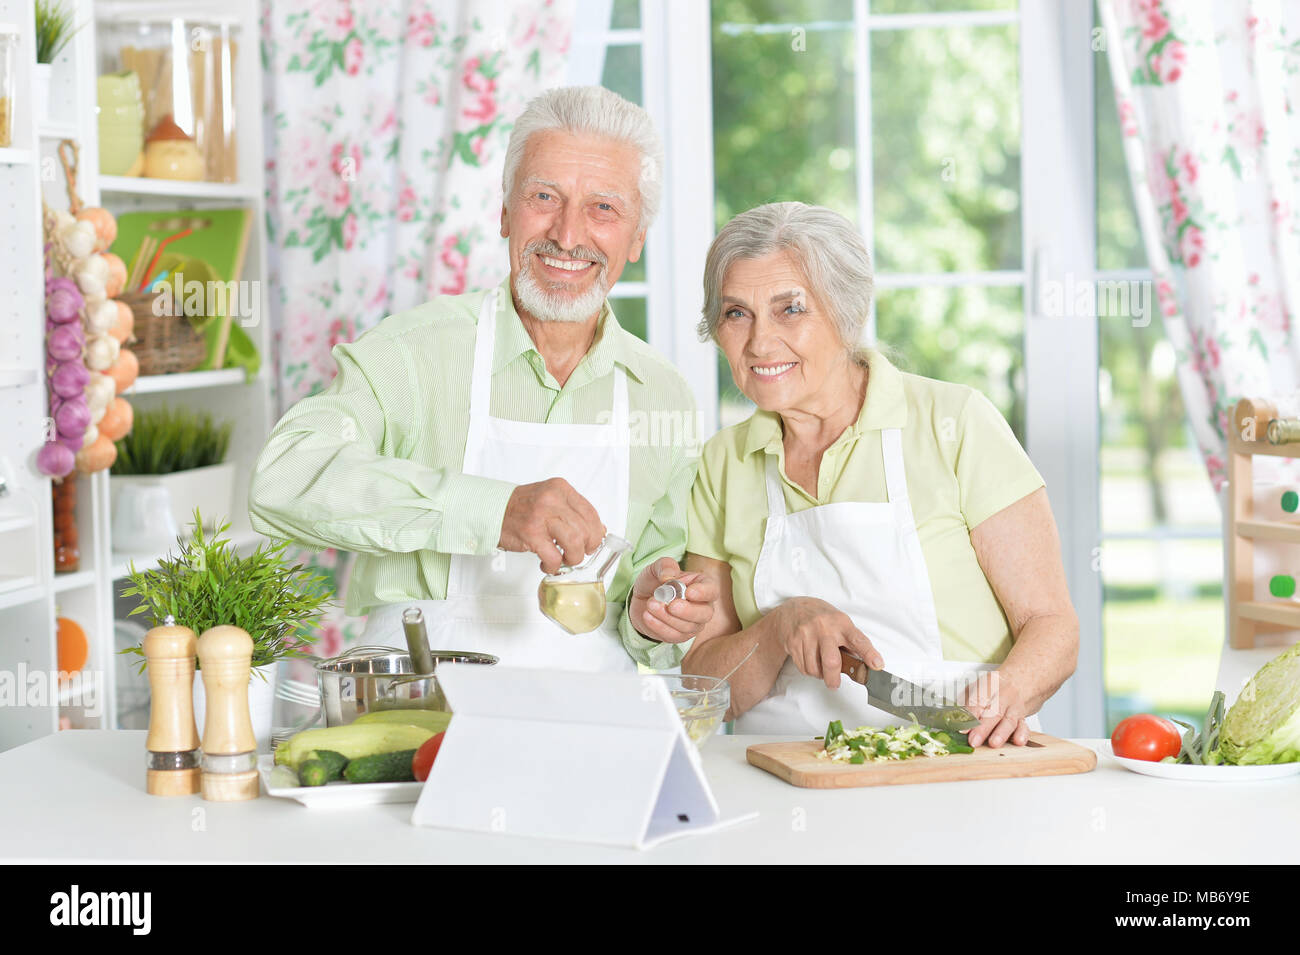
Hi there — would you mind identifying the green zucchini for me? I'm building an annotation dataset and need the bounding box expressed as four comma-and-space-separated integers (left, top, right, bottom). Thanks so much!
299, 759, 329, 787
274, 723, 435, 770
354, 709, 452, 734
343, 749, 418, 784
306, 749, 348, 781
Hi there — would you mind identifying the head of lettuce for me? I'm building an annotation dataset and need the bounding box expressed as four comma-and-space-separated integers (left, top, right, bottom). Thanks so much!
1221, 643, 1300, 765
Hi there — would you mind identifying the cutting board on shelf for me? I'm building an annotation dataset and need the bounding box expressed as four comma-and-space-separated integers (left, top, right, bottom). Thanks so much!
747, 733, 1097, 789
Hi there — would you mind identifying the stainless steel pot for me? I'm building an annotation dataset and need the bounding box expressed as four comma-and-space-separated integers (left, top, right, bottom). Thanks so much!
314, 645, 498, 726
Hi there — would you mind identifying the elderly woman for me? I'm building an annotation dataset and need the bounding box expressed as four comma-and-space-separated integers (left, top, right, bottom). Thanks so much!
671, 202, 1078, 747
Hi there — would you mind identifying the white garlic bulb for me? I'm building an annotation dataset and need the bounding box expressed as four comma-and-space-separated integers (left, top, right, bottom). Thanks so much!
81, 422, 99, 448
84, 335, 121, 371
86, 299, 118, 335
59, 220, 97, 261
85, 376, 111, 414
85, 372, 116, 410
74, 255, 110, 299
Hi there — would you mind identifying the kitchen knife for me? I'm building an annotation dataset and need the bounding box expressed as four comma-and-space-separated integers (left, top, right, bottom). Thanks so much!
839, 655, 981, 733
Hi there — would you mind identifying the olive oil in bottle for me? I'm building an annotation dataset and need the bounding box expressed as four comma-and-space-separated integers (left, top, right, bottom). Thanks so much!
537, 580, 607, 635
536, 534, 631, 634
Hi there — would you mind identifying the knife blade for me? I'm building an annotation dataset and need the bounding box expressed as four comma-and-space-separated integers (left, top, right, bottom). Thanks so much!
839, 654, 981, 733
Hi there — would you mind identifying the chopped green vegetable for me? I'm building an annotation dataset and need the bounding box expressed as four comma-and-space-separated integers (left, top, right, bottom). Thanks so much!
1220, 644, 1300, 765
1172, 691, 1225, 765
819, 721, 971, 763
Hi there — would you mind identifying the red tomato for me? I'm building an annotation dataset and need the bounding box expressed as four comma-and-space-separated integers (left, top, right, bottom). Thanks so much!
412, 731, 446, 781
1110, 714, 1182, 762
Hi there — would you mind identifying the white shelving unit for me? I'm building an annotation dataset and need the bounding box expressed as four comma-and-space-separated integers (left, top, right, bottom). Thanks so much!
100, 172, 259, 200
0, 0, 273, 750
126, 367, 247, 394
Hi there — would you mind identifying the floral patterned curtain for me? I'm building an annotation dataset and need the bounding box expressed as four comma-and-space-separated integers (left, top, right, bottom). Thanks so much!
260, 0, 576, 656
1099, 0, 1300, 493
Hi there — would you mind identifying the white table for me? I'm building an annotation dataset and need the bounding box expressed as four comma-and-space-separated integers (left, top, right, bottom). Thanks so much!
2, 731, 1296, 863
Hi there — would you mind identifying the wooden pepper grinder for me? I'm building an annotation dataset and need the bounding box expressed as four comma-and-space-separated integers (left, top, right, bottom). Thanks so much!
143, 616, 201, 795
196, 625, 259, 801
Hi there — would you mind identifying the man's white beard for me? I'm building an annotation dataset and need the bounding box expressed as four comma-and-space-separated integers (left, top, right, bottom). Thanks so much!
515, 260, 610, 324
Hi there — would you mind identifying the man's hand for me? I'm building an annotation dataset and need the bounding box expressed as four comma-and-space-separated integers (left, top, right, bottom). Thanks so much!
498, 478, 605, 574
629, 557, 718, 644
777, 597, 883, 689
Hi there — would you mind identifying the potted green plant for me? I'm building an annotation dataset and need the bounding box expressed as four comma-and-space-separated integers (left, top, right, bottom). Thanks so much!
110, 405, 234, 548
34, 0, 80, 124
120, 511, 332, 748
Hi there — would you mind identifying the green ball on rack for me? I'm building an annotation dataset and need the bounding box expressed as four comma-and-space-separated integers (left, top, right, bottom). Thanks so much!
1283, 490, 1299, 514
1270, 575, 1297, 599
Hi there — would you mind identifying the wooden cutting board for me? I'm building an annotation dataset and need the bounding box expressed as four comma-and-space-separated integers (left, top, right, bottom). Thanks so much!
747, 733, 1097, 788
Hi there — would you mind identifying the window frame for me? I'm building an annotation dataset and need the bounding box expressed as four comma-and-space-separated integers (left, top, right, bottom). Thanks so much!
573, 1, 1109, 736
1020, 0, 1103, 737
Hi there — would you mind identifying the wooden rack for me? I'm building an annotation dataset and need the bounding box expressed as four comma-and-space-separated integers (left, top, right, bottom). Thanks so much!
1228, 397, 1300, 648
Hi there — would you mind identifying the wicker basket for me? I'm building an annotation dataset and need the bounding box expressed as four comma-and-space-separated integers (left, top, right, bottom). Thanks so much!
118, 290, 208, 376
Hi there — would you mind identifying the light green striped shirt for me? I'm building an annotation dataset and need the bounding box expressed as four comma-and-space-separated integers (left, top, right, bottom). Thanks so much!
248, 277, 699, 670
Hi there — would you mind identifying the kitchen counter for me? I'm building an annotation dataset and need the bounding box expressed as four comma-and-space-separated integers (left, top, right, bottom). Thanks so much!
2, 730, 1297, 863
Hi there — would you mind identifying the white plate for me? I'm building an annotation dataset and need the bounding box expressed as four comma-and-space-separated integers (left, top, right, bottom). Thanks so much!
257, 755, 424, 808
1105, 744, 1300, 781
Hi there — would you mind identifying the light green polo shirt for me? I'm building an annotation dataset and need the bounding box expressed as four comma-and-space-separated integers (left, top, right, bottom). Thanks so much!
687, 349, 1045, 663
249, 277, 699, 670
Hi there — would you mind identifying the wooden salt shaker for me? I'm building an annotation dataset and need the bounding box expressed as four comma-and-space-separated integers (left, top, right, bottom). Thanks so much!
196, 625, 259, 801
143, 617, 200, 796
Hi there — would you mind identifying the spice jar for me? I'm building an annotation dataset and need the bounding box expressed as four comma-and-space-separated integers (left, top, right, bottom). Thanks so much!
53, 475, 80, 573
0, 24, 17, 149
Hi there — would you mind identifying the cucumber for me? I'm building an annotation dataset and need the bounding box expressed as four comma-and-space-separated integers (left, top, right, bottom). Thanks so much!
274, 723, 435, 770
343, 749, 418, 784
306, 749, 348, 782
299, 759, 329, 787
353, 709, 452, 734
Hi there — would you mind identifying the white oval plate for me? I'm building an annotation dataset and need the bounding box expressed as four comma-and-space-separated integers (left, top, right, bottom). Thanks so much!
258, 755, 423, 808
1105, 744, 1300, 781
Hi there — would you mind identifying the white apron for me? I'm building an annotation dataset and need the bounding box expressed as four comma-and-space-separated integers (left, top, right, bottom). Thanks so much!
362, 288, 635, 672
735, 427, 1040, 736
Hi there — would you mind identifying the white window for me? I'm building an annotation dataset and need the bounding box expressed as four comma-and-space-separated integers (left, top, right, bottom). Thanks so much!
570, 1, 1219, 736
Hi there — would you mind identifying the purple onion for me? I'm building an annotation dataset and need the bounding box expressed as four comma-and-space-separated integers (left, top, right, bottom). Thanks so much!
45, 277, 84, 324
56, 431, 83, 452
55, 396, 90, 439
47, 324, 85, 362
50, 361, 90, 399
37, 441, 75, 478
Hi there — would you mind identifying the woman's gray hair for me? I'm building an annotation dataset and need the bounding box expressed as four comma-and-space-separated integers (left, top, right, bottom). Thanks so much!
502, 86, 665, 232
698, 202, 874, 349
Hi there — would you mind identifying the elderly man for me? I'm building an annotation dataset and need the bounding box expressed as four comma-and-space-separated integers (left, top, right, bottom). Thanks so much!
249, 86, 714, 671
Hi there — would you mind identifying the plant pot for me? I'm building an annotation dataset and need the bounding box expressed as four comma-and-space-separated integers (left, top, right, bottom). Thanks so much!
32, 63, 51, 127
111, 462, 236, 545
193, 661, 276, 753
110, 479, 179, 554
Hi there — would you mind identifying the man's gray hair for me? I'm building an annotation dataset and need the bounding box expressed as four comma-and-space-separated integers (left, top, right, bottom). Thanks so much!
502, 85, 664, 232
698, 202, 874, 350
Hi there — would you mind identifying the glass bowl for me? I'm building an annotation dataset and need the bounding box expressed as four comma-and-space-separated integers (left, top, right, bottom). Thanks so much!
658, 675, 729, 749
